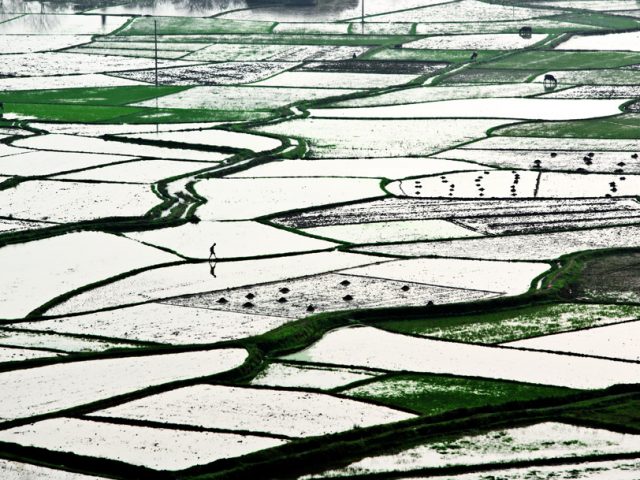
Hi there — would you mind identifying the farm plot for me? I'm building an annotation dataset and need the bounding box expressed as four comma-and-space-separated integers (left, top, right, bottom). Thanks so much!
0, 13, 128, 34
0, 459, 107, 480
254, 71, 419, 89
255, 118, 504, 158
572, 252, 640, 303
0, 73, 146, 91
194, 178, 384, 220
46, 251, 382, 316
279, 46, 370, 61
340, 258, 549, 296
557, 30, 640, 51
117, 16, 274, 35
348, 23, 414, 36
273, 197, 634, 230
230, 157, 476, 179
542, 85, 640, 99
0, 329, 137, 353
299, 60, 445, 76
0, 348, 247, 421
117, 128, 282, 153
531, 0, 640, 11
434, 147, 640, 174
462, 135, 640, 151
505, 320, 640, 361
354, 225, 640, 261
361, 48, 498, 63
423, 460, 640, 480
166, 271, 497, 318
392, 170, 640, 199
14, 134, 228, 162
533, 68, 640, 85
67, 46, 192, 60
406, 33, 547, 50
53, 159, 216, 184
0, 218, 51, 234
441, 68, 543, 85
136, 85, 360, 111
251, 363, 379, 390
0, 34, 91, 53
125, 220, 336, 260
90, 384, 415, 438
478, 50, 640, 70
493, 113, 640, 139
284, 326, 640, 389
455, 209, 640, 235
0, 180, 160, 223
0, 231, 178, 319
83, 40, 209, 52
12, 302, 294, 345
301, 219, 480, 243
341, 373, 577, 415
307, 422, 640, 478
114, 61, 294, 86
28, 121, 225, 137
372, 0, 561, 22
272, 23, 350, 34
413, 18, 594, 35
0, 52, 194, 77
387, 170, 540, 199
0, 151, 138, 177
0, 418, 284, 471
536, 171, 640, 197
379, 303, 640, 344
311, 98, 627, 121
327, 84, 543, 108
0, 346, 61, 363
185, 43, 298, 62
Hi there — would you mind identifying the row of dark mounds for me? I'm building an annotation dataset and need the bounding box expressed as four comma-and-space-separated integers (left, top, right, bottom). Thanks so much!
212, 280, 427, 312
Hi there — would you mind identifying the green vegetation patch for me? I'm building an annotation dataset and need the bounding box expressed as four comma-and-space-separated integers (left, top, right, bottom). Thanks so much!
0, 85, 276, 123
0, 86, 187, 107
118, 16, 275, 35
341, 373, 578, 416
477, 50, 640, 71
563, 394, 640, 432
116, 107, 273, 124
4, 103, 145, 123
440, 68, 541, 84
375, 303, 640, 344
107, 32, 420, 47
362, 48, 499, 63
549, 12, 640, 30
494, 113, 640, 139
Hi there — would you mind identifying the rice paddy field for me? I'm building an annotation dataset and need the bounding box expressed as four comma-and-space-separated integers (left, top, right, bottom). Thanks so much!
0, 0, 640, 479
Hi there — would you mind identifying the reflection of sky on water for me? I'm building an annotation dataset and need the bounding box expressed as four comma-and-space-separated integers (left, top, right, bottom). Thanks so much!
0, 12, 127, 34
221, 0, 363, 21
89, 0, 249, 16
0, 0, 123, 13
1, 0, 364, 21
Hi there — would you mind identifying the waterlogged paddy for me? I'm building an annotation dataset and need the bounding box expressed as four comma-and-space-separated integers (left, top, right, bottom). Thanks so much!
285, 326, 640, 389
308, 422, 640, 477
2, 1, 640, 478
90, 384, 415, 437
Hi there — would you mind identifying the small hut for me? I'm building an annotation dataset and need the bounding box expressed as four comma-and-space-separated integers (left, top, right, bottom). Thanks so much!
519, 26, 533, 39
543, 74, 558, 91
